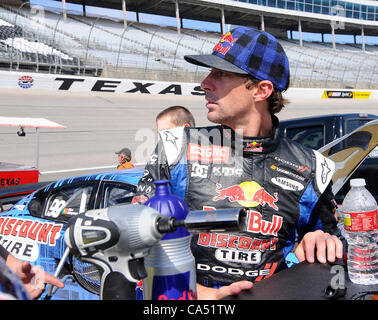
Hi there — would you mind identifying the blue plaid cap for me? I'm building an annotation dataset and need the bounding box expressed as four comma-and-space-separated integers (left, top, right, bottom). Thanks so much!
184, 27, 290, 91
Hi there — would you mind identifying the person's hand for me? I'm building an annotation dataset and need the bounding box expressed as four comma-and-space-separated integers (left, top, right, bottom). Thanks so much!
7, 254, 64, 299
295, 230, 343, 264
197, 281, 253, 300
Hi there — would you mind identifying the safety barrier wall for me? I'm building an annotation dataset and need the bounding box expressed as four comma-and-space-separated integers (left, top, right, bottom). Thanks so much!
0, 70, 377, 99
1, 4, 378, 89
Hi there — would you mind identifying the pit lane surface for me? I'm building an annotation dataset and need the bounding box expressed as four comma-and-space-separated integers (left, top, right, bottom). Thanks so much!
0, 88, 377, 182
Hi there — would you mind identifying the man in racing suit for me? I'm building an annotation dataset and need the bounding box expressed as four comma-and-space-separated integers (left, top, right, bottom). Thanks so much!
133, 27, 343, 299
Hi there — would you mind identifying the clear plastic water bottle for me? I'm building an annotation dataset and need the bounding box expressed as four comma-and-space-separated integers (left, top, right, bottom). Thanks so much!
142, 180, 197, 300
342, 178, 378, 285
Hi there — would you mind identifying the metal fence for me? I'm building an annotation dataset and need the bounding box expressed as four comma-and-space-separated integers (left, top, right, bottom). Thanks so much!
0, 3, 377, 89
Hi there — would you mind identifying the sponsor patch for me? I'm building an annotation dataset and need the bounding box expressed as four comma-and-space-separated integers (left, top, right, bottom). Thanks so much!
313, 150, 335, 193
243, 141, 263, 152
160, 127, 184, 165
213, 181, 279, 210
215, 248, 261, 264
270, 164, 305, 181
213, 32, 238, 55
187, 144, 230, 163
197, 262, 278, 281
246, 210, 283, 236
271, 177, 304, 191
197, 232, 278, 251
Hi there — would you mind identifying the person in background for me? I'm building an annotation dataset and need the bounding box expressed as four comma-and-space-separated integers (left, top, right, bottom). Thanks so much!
156, 105, 196, 132
115, 147, 135, 169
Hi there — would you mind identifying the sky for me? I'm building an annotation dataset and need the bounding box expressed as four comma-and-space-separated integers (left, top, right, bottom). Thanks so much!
29, 0, 378, 45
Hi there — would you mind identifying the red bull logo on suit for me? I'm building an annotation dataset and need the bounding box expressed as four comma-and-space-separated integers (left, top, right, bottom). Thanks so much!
212, 181, 279, 210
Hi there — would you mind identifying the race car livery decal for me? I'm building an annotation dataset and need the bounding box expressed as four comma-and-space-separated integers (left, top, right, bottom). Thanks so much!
0, 234, 39, 261
0, 217, 63, 262
212, 181, 279, 210
0, 217, 62, 246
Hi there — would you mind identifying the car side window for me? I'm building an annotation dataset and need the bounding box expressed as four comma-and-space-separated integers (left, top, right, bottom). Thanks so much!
286, 125, 324, 150
43, 185, 94, 221
102, 183, 136, 208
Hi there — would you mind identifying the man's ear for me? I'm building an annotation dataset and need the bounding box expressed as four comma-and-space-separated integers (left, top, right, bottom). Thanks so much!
252, 80, 274, 102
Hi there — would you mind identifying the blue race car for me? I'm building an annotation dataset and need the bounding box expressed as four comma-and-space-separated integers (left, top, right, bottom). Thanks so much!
0, 168, 143, 300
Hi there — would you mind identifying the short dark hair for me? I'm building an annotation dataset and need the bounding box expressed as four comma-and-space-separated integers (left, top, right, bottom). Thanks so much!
245, 76, 289, 114
156, 106, 196, 127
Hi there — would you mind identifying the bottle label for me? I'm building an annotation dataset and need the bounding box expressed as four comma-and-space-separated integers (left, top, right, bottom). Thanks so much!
151, 271, 197, 300
343, 209, 378, 232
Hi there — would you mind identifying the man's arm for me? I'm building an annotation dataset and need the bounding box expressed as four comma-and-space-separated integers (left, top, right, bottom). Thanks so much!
295, 184, 343, 263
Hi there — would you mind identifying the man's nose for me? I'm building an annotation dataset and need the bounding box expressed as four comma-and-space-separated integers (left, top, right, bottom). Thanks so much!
201, 73, 213, 92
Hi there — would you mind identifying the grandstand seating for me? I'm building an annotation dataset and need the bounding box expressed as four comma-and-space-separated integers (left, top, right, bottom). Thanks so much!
0, 4, 377, 88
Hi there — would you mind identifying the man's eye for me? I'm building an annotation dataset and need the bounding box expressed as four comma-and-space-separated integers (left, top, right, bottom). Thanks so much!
214, 71, 226, 77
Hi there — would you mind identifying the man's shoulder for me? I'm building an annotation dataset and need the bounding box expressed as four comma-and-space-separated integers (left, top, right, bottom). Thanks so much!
279, 136, 335, 194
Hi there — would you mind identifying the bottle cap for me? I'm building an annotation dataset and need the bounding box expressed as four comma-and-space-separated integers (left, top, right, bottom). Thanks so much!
350, 178, 366, 187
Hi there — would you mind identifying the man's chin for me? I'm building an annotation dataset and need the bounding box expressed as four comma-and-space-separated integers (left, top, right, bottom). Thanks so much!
207, 112, 221, 124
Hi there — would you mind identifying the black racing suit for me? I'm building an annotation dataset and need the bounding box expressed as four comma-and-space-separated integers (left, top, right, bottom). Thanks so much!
134, 115, 340, 287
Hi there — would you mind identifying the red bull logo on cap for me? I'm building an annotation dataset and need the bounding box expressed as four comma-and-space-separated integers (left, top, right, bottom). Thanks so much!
213, 32, 238, 55
213, 181, 279, 210
220, 32, 238, 45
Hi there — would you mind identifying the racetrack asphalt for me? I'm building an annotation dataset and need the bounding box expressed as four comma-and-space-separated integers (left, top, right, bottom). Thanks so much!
0, 88, 377, 182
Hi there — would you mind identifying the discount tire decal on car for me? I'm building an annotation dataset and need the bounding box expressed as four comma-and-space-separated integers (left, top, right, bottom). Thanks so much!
0, 217, 63, 261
